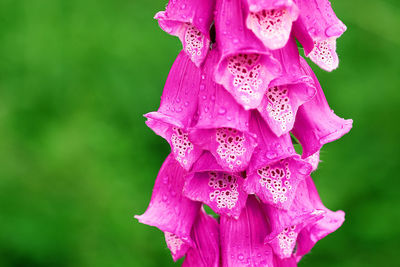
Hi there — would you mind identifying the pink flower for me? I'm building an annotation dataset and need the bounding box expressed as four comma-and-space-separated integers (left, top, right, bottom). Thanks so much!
137, 0, 351, 265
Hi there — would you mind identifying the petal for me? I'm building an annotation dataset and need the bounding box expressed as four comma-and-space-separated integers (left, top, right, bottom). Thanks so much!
220, 196, 274, 267
191, 50, 257, 172
292, 57, 353, 158
190, 127, 257, 172
245, 155, 312, 210
135, 155, 201, 261
305, 150, 320, 172
264, 181, 325, 259
145, 51, 203, 170
246, 111, 296, 167
245, 0, 299, 50
196, 48, 252, 131
153, 51, 201, 127
183, 152, 248, 219
245, 112, 312, 210
295, 176, 345, 260
182, 208, 220, 267
214, 0, 281, 110
257, 37, 316, 136
293, 0, 346, 71
274, 256, 298, 267
155, 0, 215, 66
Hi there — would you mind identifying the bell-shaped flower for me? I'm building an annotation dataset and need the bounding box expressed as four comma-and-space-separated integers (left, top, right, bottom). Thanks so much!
263, 179, 326, 259
155, 0, 215, 66
135, 155, 201, 261
244, 111, 312, 210
213, 0, 282, 110
245, 0, 299, 50
183, 152, 248, 219
293, 0, 347, 71
182, 208, 220, 267
220, 195, 275, 267
257, 37, 316, 136
190, 49, 257, 172
294, 176, 345, 261
292, 57, 352, 158
145, 51, 203, 170
274, 256, 298, 267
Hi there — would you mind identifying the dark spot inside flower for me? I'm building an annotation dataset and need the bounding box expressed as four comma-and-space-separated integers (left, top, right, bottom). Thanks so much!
209, 23, 216, 44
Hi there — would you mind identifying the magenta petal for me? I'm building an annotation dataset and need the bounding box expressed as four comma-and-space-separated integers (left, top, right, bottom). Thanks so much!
264, 180, 325, 259
295, 176, 345, 260
183, 152, 248, 219
294, 0, 346, 71
274, 256, 298, 267
257, 37, 316, 136
245, 155, 312, 210
292, 58, 352, 158
220, 196, 274, 267
155, 0, 215, 66
245, 0, 299, 50
182, 208, 220, 267
189, 126, 257, 172
191, 50, 257, 172
214, 0, 281, 110
245, 112, 312, 210
145, 51, 203, 170
305, 150, 320, 172
135, 155, 201, 261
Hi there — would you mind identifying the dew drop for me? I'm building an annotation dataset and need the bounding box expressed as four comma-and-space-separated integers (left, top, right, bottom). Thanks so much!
237, 254, 244, 261
218, 107, 227, 115
163, 177, 169, 184
199, 84, 205, 91
201, 74, 206, 80
233, 38, 239, 44
308, 27, 317, 35
180, 4, 186, 9
266, 152, 277, 159
184, 101, 189, 107
202, 95, 207, 100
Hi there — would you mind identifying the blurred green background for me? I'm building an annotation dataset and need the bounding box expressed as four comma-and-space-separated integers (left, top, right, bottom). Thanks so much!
0, 0, 399, 266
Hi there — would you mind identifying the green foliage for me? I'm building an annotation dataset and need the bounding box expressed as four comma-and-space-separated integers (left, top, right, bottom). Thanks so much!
0, 0, 399, 266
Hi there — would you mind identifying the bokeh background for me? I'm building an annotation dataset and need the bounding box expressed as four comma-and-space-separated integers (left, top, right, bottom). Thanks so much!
1, 0, 399, 266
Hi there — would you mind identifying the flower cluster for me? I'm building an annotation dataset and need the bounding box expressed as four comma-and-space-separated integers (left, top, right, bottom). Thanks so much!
136, 0, 352, 266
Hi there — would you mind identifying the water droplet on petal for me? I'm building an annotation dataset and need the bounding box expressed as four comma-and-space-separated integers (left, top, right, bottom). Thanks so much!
199, 84, 205, 91
184, 101, 189, 107
308, 27, 317, 35
218, 107, 226, 115
180, 4, 186, 9
238, 254, 244, 261
266, 152, 277, 159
